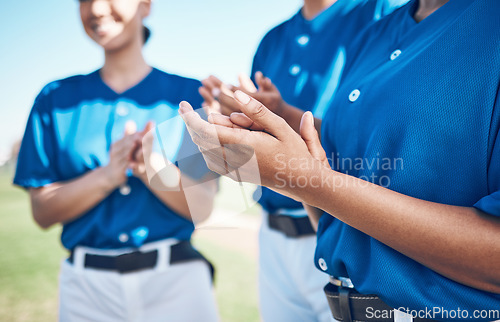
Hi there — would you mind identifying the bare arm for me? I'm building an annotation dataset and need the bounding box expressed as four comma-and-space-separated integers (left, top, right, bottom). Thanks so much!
297, 169, 500, 294
29, 132, 139, 229
180, 93, 500, 294
29, 167, 117, 229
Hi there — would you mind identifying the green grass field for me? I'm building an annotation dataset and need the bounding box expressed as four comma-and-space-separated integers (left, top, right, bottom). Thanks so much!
0, 173, 259, 321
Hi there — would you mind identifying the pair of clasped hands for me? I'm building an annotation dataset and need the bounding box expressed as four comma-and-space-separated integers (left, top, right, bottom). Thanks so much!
104, 120, 180, 191
103, 120, 155, 189
179, 73, 332, 202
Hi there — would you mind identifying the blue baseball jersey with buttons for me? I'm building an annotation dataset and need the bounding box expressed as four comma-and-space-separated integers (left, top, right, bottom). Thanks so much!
14, 68, 212, 250
251, 0, 409, 214
316, 0, 500, 317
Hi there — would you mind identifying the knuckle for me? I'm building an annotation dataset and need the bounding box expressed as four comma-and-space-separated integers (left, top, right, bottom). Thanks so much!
251, 103, 267, 118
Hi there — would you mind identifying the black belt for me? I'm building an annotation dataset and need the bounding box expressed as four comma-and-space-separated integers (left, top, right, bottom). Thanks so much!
69, 241, 215, 279
268, 213, 315, 237
324, 283, 436, 322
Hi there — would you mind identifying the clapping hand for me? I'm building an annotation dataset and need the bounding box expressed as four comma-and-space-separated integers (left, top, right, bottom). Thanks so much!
179, 90, 330, 201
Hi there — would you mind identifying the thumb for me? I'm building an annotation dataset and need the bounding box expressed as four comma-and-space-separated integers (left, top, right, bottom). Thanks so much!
233, 90, 291, 140
300, 112, 327, 164
238, 73, 257, 93
140, 121, 156, 158
139, 121, 155, 152
141, 121, 155, 136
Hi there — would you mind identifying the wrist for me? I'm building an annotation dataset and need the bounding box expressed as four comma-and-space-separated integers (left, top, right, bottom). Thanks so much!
286, 160, 336, 208
95, 166, 121, 193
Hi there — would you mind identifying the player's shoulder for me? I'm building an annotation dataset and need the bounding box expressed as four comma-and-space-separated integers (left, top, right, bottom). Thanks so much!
153, 68, 201, 89
152, 68, 201, 101
35, 71, 98, 110
259, 10, 301, 45
40, 72, 92, 95
151, 68, 203, 107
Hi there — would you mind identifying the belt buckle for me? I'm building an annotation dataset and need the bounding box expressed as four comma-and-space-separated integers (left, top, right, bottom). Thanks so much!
330, 276, 354, 289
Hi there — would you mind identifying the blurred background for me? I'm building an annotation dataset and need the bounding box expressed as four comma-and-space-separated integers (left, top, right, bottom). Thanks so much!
0, 0, 302, 321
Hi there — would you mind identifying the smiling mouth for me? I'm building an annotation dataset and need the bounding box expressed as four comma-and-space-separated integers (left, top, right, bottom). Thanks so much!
91, 19, 117, 36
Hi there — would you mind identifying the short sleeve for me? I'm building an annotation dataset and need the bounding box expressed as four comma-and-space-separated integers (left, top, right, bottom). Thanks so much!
473, 89, 500, 217
13, 89, 60, 189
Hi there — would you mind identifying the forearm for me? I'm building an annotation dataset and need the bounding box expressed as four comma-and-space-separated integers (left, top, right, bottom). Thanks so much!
294, 168, 500, 293
29, 167, 115, 229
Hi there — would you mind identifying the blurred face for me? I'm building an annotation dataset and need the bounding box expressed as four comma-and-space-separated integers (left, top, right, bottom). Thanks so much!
79, 0, 150, 51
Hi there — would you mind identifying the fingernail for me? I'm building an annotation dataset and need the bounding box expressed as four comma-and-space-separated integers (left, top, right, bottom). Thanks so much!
308, 112, 315, 126
212, 88, 221, 98
179, 101, 188, 114
234, 90, 251, 104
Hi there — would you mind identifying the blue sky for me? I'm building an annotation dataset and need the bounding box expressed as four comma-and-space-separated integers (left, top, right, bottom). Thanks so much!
0, 0, 302, 162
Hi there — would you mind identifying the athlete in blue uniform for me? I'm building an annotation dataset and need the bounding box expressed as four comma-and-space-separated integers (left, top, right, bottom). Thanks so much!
314, 0, 500, 319
199, 0, 407, 321
179, 0, 500, 320
14, 0, 218, 320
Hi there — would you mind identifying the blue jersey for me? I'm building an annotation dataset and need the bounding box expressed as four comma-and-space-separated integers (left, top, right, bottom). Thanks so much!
251, 0, 409, 214
14, 68, 212, 250
316, 0, 500, 318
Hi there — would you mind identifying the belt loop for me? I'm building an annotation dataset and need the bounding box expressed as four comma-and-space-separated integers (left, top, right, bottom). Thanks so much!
339, 287, 353, 322
72, 247, 86, 274
153, 241, 171, 272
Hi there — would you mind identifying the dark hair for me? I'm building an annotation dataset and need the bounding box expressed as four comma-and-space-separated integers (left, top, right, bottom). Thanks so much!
143, 26, 151, 44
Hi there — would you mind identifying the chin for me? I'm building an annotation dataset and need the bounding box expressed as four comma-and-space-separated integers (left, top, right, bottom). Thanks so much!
95, 35, 129, 52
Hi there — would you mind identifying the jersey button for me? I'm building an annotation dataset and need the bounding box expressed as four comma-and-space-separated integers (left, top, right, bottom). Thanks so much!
118, 233, 129, 243
119, 184, 131, 195
289, 64, 301, 76
297, 35, 310, 46
318, 258, 328, 271
349, 89, 361, 102
390, 49, 402, 61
